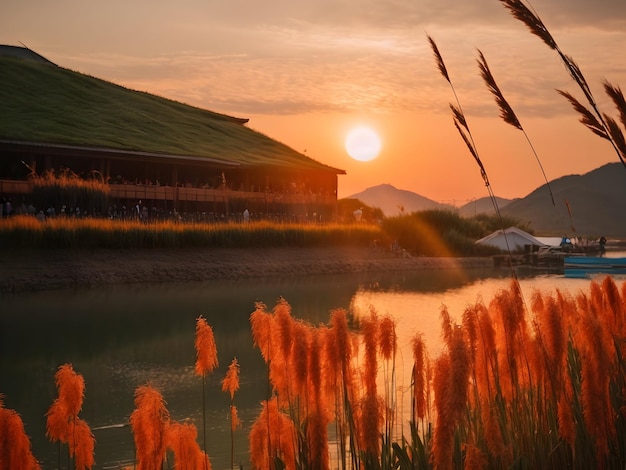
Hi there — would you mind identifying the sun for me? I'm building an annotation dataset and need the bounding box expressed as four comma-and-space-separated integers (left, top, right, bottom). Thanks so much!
345, 126, 382, 162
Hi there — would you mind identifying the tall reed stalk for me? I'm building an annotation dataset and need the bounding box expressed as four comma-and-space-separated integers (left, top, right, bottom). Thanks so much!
222, 358, 242, 470
498, 0, 626, 170
45, 364, 95, 470
427, 35, 517, 264
476, 49, 554, 205
194, 316, 219, 469
0, 395, 41, 469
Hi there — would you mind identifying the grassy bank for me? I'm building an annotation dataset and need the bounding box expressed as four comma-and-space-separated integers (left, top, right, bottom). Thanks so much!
0, 210, 506, 256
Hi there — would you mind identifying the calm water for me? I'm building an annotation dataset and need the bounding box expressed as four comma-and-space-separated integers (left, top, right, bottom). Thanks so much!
0, 259, 617, 469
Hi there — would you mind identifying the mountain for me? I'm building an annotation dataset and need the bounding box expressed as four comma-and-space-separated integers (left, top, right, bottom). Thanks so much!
346, 184, 453, 216
343, 162, 626, 238
458, 196, 514, 217
501, 162, 626, 238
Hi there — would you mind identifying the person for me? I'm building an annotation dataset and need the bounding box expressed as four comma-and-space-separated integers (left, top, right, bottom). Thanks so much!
599, 236, 607, 256
243, 208, 250, 223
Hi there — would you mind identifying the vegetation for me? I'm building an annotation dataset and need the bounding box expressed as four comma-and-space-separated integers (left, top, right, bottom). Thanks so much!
30, 169, 111, 217
0, 208, 525, 256
2, 277, 626, 469
0, 55, 335, 171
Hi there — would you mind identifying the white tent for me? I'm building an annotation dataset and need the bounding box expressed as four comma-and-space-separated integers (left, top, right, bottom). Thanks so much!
475, 227, 547, 252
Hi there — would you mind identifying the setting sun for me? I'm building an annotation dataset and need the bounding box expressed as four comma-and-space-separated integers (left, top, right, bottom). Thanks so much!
344, 126, 382, 162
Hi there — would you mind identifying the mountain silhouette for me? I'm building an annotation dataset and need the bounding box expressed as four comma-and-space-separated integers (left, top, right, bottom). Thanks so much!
344, 163, 626, 238
346, 184, 453, 216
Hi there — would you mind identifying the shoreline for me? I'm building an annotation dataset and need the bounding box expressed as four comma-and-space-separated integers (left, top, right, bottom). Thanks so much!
0, 246, 494, 294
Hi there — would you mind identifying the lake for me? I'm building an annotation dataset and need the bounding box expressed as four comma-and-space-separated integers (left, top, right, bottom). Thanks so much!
0, 261, 615, 469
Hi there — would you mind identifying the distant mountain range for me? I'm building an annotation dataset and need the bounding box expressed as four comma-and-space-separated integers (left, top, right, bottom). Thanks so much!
345, 162, 626, 238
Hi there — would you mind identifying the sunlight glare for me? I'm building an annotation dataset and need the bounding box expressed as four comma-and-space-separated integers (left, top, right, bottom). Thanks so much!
345, 126, 382, 162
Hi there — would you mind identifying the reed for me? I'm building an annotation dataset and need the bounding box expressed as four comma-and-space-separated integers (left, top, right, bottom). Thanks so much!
45, 364, 95, 470
0, 395, 41, 470
129, 384, 169, 470
222, 358, 242, 470
0, 216, 383, 250
498, 0, 626, 169
194, 315, 219, 468
476, 49, 554, 206
5, 277, 626, 468
31, 169, 111, 217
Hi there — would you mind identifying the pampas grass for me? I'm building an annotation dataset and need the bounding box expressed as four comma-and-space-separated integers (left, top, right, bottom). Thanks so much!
0, 396, 41, 470
498, 0, 626, 169
476, 49, 555, 206
45, 364, 95, 470
5, 277, 626, 468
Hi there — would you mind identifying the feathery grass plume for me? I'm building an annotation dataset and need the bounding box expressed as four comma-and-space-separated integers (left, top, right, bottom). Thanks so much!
556, 373, 576, 450
0, 396, 41, 470
464, 444, 488, 470
556, 90, 609, 140
165, 421, 211, 470
249, 397, 297, 470
306, 328, 331, 470
327, 308, 353, 470
250, 302, 273, 363
129, 384, 169, 470
291, 320, 311, 401
194, 315, 218, 466
575, 290, 616, 462
600, 276, 624, 335
411, 333, 427, 421
480, 398, 506, 460
221, 358, 241, 470
46, 363, 94, 470
603, 115, 626, 163
499, 0, 626, 169
427, 35, 450, 83
531, 292, 566, 401
428, 34, 520, 270
432, 324, 470, 470
194, 316, 218, 377
275, 299, 294, 378
474, 301, 498, 401
477, 49, 554, 205
604, 81, 626, 130
68, 418, 95, 470
221, 357, 240, 400
361, 308, 380, 396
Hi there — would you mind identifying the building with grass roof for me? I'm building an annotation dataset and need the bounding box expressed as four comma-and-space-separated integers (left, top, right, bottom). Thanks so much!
0, 45, 345, 221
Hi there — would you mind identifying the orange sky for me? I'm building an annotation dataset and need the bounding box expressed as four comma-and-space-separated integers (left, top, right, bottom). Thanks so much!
3, 0, 626, 205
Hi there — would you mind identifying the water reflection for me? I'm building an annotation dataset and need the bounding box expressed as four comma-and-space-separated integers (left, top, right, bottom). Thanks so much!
0, 266, 593, 469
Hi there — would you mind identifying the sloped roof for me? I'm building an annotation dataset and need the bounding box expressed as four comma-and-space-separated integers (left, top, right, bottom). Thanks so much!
475, 226, 546, 251
0, 46, 344, 174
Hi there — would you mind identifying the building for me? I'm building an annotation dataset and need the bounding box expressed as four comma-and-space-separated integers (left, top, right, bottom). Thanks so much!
0, 45, 345, 221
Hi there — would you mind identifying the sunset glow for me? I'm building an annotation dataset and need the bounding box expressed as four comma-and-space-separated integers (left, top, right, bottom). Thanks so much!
2, 0, 625, 203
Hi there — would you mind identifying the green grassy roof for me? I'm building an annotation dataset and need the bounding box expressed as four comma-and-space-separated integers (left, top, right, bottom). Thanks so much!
0, 50, 343, 173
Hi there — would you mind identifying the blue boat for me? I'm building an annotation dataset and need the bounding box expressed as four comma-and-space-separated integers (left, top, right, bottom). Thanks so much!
564, 256, 626, 279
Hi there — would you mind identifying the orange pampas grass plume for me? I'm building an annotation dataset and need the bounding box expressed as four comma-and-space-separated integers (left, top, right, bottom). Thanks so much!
249, 397, 297, 470
222, 357, 240, 400
411, 333, 427, 421
0, 396, 41, 470
165, 420, 211, 470
45, 363, 95, 470
432, 324, 470, 470
68, 418, 95, 470
194, 315, 218, 465
222, 358, 241, 470
195, 316, 219, 377
129, 384, 169, 470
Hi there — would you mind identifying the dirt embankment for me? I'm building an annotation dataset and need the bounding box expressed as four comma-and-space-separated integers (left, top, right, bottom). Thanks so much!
0, 246, 493, 294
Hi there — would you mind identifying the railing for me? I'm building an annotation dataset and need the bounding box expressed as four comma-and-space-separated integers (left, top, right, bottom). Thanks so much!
1, 180, 336, 205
